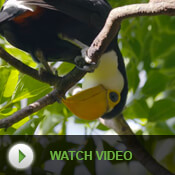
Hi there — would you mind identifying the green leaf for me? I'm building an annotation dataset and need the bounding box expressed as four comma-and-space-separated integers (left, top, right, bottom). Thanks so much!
124, 99, 149, 119
5, 46, 36, 67
12, 117, 30, 129
126, 61, 140, 92
108, 0, 146, 7
0, 0, 5, 8
97, 123, 109, 131
146, 122, 174, 135
155, 16, 175, 34
38, 110, 64, 134
149, 99, 175, 121
0, 74, 51, 115
0, 66, 11, 104
12, 74, 51, 102
151, 33, 175, 61
163, 51, 175, 69
3, 69, 19, 98
0, 127, 16, 135
57, 62, 75, 76
74, 117, 94, 124
142, 71, 168, 97
0, 107, 17, 118
13, 118, 42, 135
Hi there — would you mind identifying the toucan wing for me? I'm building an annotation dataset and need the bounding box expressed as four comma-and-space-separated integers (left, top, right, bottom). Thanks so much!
0, 0, 111, 37
19, 0, 111, 30
0, 0, 112, 61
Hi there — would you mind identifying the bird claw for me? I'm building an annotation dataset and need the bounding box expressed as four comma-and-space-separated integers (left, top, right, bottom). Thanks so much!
35, 49, 54, 74
74, 48, 98, 72
74, 56, 97, 72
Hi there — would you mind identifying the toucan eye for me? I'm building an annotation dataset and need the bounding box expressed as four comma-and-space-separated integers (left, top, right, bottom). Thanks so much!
109, 92, 119, 102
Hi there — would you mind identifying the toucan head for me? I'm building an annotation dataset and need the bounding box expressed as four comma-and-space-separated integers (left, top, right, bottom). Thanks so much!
62, 85, 121, 120
62, 48, 128, 120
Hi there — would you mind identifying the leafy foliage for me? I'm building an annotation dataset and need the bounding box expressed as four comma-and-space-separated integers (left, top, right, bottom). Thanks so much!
0, 0, 175, 135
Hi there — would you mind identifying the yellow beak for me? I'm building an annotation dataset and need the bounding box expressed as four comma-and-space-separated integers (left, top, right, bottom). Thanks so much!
62, 85, 120, 120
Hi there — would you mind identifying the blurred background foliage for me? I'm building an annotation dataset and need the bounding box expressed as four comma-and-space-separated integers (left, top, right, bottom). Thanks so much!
0, 0, 175, 135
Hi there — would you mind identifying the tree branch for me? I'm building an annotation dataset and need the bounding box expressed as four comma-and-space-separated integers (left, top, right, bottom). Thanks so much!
0, 47, 60, 86
0, 89, 58, 128
99, 114, 134, 135
87, 1, 175, 63
0, 67, 85, 128
100, 115, 173, 175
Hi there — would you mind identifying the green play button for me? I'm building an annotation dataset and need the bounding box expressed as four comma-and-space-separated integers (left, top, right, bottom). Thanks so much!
19, 150, 26, 163
8, 143, 34, 170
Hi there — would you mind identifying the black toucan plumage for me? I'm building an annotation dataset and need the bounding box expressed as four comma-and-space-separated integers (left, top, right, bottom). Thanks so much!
0, 0, 128, 119
0, 0, 110, 64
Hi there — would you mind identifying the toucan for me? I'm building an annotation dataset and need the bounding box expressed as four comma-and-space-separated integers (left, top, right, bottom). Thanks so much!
0, 0, 128, 120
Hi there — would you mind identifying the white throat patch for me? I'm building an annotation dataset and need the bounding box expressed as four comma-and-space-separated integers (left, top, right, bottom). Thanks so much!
82, 51, 124, 93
